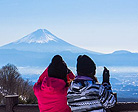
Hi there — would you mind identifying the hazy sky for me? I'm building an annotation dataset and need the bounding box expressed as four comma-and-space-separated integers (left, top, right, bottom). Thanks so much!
0, 0, 138, 53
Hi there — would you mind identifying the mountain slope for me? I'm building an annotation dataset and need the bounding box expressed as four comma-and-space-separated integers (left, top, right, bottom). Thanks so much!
112, 50, 132, 54
1, 29, 138, 67
0, 29, 100, 54
0, 48, 138, 67
15, 29, 58, 44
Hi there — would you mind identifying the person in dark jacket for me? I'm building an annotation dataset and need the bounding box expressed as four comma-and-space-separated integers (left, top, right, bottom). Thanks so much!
67, 55, 116, 112
33, 55, 75, 112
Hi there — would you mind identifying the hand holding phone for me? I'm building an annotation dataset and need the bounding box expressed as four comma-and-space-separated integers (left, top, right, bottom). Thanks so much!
102, 67, 110, 84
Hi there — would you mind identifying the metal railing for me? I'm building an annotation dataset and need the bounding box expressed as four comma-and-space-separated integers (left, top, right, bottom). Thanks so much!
0, 95, 138, 112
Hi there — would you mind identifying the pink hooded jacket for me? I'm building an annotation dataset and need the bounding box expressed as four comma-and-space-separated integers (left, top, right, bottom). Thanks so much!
33, 67, 75, 112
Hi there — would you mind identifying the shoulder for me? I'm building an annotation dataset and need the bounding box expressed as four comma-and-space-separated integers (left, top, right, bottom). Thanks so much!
68, 79, 102, 94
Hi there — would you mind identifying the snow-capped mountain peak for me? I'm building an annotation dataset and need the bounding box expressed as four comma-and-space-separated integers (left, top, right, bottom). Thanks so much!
15, 29, 58, 44
0, 29, 100, 54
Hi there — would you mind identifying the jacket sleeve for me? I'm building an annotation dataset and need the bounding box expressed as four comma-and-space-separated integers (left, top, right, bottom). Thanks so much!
99, 82, 116, 109
33, 67, 48, 94
37, 67, 48, 84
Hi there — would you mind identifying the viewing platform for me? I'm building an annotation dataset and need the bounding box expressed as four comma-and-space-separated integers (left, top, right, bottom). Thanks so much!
0, 95, 138, 112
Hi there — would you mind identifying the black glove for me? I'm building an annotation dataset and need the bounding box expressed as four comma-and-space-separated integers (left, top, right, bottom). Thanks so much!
102, 67, 110, 84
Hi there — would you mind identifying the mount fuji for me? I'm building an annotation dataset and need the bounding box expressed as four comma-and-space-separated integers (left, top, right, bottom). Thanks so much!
0, 29, 138, 67
1, 29, 99, 54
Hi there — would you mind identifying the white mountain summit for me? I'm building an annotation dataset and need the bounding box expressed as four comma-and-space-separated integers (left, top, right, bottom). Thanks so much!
1, 29, 99, 54
15, 29, 58, 44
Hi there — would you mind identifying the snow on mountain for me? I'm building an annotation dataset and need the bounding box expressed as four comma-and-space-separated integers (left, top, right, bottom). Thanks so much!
15, 29, 58, 44
0, 29, 100, 54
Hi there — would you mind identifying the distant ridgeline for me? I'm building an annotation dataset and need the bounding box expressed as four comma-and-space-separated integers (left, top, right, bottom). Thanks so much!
0, 29, 138, 67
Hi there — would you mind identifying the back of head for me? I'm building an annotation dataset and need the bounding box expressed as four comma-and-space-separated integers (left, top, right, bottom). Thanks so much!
77, 55, 96, 78
48, 55, 68, 81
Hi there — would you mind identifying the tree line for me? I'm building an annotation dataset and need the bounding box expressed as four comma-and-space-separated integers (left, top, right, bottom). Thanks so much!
0, 64, 37, 104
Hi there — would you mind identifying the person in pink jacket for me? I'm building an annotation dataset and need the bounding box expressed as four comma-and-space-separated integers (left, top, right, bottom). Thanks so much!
33, 55, 75, 112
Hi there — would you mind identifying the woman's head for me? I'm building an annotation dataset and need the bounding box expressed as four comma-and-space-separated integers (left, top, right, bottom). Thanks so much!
77, 55, 96, 79
48, 55, 68, 84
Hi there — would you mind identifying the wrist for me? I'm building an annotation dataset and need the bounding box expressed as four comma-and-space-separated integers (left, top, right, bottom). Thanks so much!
102, 80, 110, 84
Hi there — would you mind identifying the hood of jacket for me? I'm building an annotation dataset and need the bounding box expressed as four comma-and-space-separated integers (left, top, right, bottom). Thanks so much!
41, 76, 67, 94
69, 75, 95, 93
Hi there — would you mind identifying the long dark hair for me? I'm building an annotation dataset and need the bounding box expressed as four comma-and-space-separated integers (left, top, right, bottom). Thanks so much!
91, 74, 98, 83
48, 55, 69, 86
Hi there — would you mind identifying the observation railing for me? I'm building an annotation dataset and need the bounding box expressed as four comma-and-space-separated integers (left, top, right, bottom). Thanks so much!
0, 94, 138, 112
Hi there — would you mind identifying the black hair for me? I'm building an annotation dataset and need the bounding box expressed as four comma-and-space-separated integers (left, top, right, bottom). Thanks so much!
48, 55, 69, 86
77, 55, 98, 82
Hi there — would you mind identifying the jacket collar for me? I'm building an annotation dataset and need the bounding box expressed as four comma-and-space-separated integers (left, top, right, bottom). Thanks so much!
75, 75, 93, 81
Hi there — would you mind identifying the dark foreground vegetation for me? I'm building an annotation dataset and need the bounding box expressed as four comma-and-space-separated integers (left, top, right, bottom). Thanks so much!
0, 64, 37, 104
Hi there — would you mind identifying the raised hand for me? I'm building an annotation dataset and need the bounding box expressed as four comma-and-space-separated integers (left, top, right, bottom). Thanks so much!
102, 67, 110, 84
